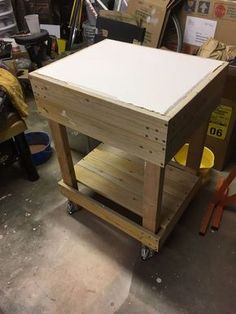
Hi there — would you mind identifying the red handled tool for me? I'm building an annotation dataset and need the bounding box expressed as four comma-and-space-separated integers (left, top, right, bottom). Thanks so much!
199, 166, 236, 235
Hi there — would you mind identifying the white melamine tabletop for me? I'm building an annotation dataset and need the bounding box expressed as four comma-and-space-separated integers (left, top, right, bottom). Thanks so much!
34, 39, 224, 115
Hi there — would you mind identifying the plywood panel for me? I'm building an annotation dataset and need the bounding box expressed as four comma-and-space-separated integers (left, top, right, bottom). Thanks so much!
32, 39, 224, 115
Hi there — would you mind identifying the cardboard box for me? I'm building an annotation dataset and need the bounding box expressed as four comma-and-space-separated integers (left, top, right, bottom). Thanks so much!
179, 0, 236, 54
126, 0, 181, 48
205, 66, 236, 170
27, 0, 53, 24
99, 10, 137, 26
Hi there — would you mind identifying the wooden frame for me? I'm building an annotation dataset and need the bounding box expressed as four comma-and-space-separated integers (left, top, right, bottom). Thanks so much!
29, 49, 228, 253
57, 143, 202, 251
30, 63, 227, 167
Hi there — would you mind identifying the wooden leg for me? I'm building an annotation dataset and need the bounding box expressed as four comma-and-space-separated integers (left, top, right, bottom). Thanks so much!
186, 118, 209, 174
142, 162, 165, 233
49, 120, 77, 188
14, 132, 39, 181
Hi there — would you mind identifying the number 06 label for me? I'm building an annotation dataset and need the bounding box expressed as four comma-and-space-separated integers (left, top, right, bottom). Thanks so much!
207, 105, 232, 140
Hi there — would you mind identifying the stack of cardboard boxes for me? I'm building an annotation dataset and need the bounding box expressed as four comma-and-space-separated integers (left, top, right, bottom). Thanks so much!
100, 1, 182, 47
179, 0, 236, 53
205, 64, 236, 170
178, 0, 236, 170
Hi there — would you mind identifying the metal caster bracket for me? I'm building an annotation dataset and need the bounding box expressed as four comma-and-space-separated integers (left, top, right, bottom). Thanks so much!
67, 201, 81, 215
141, 245, 155, 261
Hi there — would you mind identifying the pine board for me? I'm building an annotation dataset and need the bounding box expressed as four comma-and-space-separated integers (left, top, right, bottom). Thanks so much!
74, 144, 199, 227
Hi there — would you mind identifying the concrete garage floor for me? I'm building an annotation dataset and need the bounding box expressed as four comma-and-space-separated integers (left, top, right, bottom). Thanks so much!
0, 98, 236, 314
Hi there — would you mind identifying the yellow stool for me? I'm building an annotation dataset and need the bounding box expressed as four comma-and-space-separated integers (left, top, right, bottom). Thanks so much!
174, 143, 215, 178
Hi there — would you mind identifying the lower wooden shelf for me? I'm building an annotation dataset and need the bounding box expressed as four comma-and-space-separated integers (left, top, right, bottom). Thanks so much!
59, 144, 201, 251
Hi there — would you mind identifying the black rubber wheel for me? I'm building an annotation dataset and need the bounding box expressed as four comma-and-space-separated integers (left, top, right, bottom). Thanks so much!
67, 200, 81, 215
141, 245, 155, 261
14, 133, 39, 181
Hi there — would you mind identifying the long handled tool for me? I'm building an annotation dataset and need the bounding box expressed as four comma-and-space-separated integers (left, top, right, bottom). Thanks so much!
199, 166, 236, 235
67, 0, 84, 50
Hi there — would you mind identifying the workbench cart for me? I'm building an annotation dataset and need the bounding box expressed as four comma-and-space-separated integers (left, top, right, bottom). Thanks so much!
30, 40, 228, 259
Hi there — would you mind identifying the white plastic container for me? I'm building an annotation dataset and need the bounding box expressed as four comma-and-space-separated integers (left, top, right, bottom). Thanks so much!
25, 14, 40, 34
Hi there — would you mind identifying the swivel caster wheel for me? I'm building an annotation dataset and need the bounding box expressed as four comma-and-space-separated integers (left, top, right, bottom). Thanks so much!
141, 245, 155, 261
67, 201, 81, 215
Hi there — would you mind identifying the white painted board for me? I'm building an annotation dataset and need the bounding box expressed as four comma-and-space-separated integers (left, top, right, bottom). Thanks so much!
34, 39, 224, 115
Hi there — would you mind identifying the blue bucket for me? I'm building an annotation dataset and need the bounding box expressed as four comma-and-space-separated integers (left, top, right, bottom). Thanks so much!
25, 131, 53, 166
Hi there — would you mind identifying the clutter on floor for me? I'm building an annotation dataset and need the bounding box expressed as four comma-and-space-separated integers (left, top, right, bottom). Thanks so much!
0, 68, 28, 117
197, 38, 236, 61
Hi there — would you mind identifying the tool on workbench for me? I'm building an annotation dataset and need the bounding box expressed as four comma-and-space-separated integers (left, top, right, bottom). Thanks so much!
199, 166, 236, 235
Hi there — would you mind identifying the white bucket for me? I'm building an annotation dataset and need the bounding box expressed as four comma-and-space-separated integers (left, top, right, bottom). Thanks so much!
25, 14, 40, 34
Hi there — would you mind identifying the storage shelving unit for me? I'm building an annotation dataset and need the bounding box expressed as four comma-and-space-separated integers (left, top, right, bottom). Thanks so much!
0, 0, 17, 37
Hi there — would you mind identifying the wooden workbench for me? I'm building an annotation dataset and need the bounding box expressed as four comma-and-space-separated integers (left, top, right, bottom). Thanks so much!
30, 40, 228, 259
